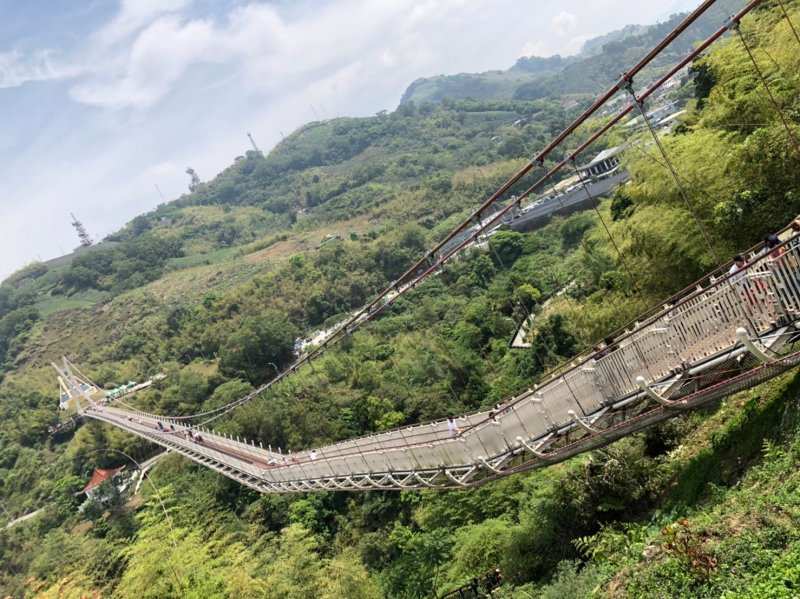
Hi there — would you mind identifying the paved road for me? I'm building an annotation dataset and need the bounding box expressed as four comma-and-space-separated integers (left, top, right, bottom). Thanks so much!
5, 508, 42, 530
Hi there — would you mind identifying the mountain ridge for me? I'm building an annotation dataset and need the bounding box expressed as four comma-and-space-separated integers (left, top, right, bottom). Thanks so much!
399, 2, 740, 105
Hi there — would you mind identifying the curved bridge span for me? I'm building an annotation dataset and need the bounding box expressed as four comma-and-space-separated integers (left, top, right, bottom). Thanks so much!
51, 0, 796, 494
58, 235, 800, 493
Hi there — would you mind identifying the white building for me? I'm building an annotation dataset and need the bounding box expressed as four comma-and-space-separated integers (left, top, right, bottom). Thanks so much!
578, 146, 624, 178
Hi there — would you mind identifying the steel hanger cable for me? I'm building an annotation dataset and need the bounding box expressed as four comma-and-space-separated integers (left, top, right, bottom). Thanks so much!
625, 80, 723, 265
775, 0, 800, 46
570, 159, 640, 292
734, 19, 800, 159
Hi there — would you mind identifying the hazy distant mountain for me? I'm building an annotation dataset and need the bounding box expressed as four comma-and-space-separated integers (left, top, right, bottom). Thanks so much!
400, 3, 738, 105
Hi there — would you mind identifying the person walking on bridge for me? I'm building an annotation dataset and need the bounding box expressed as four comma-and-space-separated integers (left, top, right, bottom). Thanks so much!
728, 255, 747, 284
763, 233, 796, 325
728, 254, 762, 312
761, 233, 785, 260
447, 416, 461, 438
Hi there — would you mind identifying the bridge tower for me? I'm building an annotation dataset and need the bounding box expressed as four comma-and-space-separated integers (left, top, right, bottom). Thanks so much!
186, 167, 201, 192
70, 213, 93, 247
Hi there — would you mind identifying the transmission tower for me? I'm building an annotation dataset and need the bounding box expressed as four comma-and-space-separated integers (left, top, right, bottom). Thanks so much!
186, 167, 201, 192
247, 132, 263, 155
70, 213, 93, 247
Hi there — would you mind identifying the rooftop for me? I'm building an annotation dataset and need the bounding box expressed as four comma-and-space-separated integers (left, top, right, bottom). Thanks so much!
82, 466, 124, 494
657, 110, 687, 126
579, 145, 625, 170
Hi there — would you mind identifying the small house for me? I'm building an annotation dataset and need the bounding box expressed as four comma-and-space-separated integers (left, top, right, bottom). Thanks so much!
81, 466, 125, 502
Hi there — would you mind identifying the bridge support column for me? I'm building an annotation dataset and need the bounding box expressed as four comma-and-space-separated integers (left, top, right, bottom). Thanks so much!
636, 376, 679, 408
736, 327, 771, 364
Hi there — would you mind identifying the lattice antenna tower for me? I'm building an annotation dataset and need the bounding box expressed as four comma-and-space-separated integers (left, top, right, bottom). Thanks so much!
186, 167, 201, 192
70, 213, 93, 247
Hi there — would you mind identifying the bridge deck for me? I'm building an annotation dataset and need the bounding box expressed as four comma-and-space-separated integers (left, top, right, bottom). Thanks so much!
64, 233, 800, 493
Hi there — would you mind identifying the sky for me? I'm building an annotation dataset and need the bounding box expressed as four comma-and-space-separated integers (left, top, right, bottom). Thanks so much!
0, 0, 702, 279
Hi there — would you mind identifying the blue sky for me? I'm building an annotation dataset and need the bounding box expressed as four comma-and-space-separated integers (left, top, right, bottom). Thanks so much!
0, 0, 704, 279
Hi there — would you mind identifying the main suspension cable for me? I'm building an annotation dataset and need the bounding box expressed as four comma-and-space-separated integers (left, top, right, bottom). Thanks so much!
105, 0, 769, 427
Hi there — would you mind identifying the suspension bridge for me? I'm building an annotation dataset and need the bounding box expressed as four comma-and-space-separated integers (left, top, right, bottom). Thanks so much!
54, 0, 800, 494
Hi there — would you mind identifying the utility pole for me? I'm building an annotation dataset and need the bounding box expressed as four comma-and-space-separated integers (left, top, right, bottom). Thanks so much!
70, 213, 93, 247
155, 184, 165, 201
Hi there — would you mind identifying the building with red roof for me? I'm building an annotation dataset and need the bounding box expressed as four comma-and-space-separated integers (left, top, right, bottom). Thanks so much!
82, 466, 124, 500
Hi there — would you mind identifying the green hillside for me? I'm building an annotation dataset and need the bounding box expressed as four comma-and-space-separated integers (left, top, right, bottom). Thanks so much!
1, 3, 799, 597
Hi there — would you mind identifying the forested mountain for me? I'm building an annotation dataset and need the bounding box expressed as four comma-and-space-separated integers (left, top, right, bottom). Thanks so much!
1, 3, 800, 597
400, 0, 742, 105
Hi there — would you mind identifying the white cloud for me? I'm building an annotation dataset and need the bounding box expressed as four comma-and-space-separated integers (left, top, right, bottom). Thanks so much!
142, 161, 182, 179
565, 34, 592, 55
94, 0, 193, 47
71, 16, 218, 108
64, 0, 501, 110
552, 11, 578, 36
0, 49, 76, 89
521, 39, 548, 58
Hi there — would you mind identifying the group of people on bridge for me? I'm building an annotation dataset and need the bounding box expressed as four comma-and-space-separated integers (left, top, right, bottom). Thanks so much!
727, 220, 800, 321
